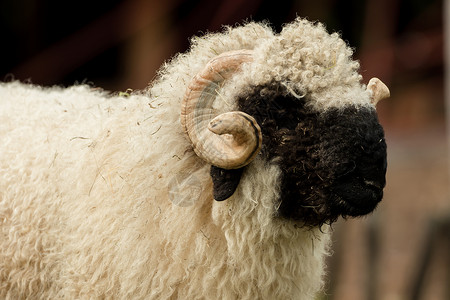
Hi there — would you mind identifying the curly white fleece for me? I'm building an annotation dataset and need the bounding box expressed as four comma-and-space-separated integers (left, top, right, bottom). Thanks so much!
0, 18, 371, 299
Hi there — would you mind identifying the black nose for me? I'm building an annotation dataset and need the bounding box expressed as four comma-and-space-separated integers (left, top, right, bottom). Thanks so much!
331, 174, 384, 217
326, 107, 387, 217
330, 147, 386, 216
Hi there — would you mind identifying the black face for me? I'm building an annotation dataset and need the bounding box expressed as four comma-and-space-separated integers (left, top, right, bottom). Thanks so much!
211, 83, 387, 226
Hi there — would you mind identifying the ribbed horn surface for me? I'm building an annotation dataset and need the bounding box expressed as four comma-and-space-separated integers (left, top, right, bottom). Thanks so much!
367, 77, 390, 105
181, 50, 262, 169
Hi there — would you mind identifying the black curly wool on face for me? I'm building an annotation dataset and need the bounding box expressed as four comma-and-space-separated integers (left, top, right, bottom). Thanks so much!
228, 84, 387, 226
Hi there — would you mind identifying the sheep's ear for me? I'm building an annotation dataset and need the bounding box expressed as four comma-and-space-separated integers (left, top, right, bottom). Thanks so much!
210, 166, 244, 201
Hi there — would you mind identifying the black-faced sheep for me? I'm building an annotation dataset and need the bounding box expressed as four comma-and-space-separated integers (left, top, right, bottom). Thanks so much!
0, 18, 389, 299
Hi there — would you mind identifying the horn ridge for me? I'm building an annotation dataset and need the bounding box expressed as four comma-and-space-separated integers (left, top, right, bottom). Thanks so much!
367, 77, 390, 105
181, 50, 262, 169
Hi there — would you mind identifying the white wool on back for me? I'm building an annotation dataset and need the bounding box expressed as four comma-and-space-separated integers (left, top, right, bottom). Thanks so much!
0, 17, 371, 299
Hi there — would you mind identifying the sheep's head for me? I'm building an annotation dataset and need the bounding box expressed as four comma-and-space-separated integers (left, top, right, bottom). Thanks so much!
180, 20, 389, 226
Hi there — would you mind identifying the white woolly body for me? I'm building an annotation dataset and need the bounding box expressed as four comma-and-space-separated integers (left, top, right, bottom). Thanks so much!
0, 18, 371, 299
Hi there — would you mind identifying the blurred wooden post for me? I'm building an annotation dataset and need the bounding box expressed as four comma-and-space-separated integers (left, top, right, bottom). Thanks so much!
444, 2, 450, 298
446, 0, 450, 179
442, 4, 450, 300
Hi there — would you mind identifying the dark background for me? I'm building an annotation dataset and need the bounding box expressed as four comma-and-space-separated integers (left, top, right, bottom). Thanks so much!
1, 1, 447, 299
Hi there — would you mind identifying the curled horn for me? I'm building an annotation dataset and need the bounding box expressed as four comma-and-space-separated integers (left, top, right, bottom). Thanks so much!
367, 77, 390, 105
181, 50, 262, 169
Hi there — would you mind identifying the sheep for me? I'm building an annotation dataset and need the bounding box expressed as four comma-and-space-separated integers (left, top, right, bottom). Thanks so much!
0, 18, 389, 299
